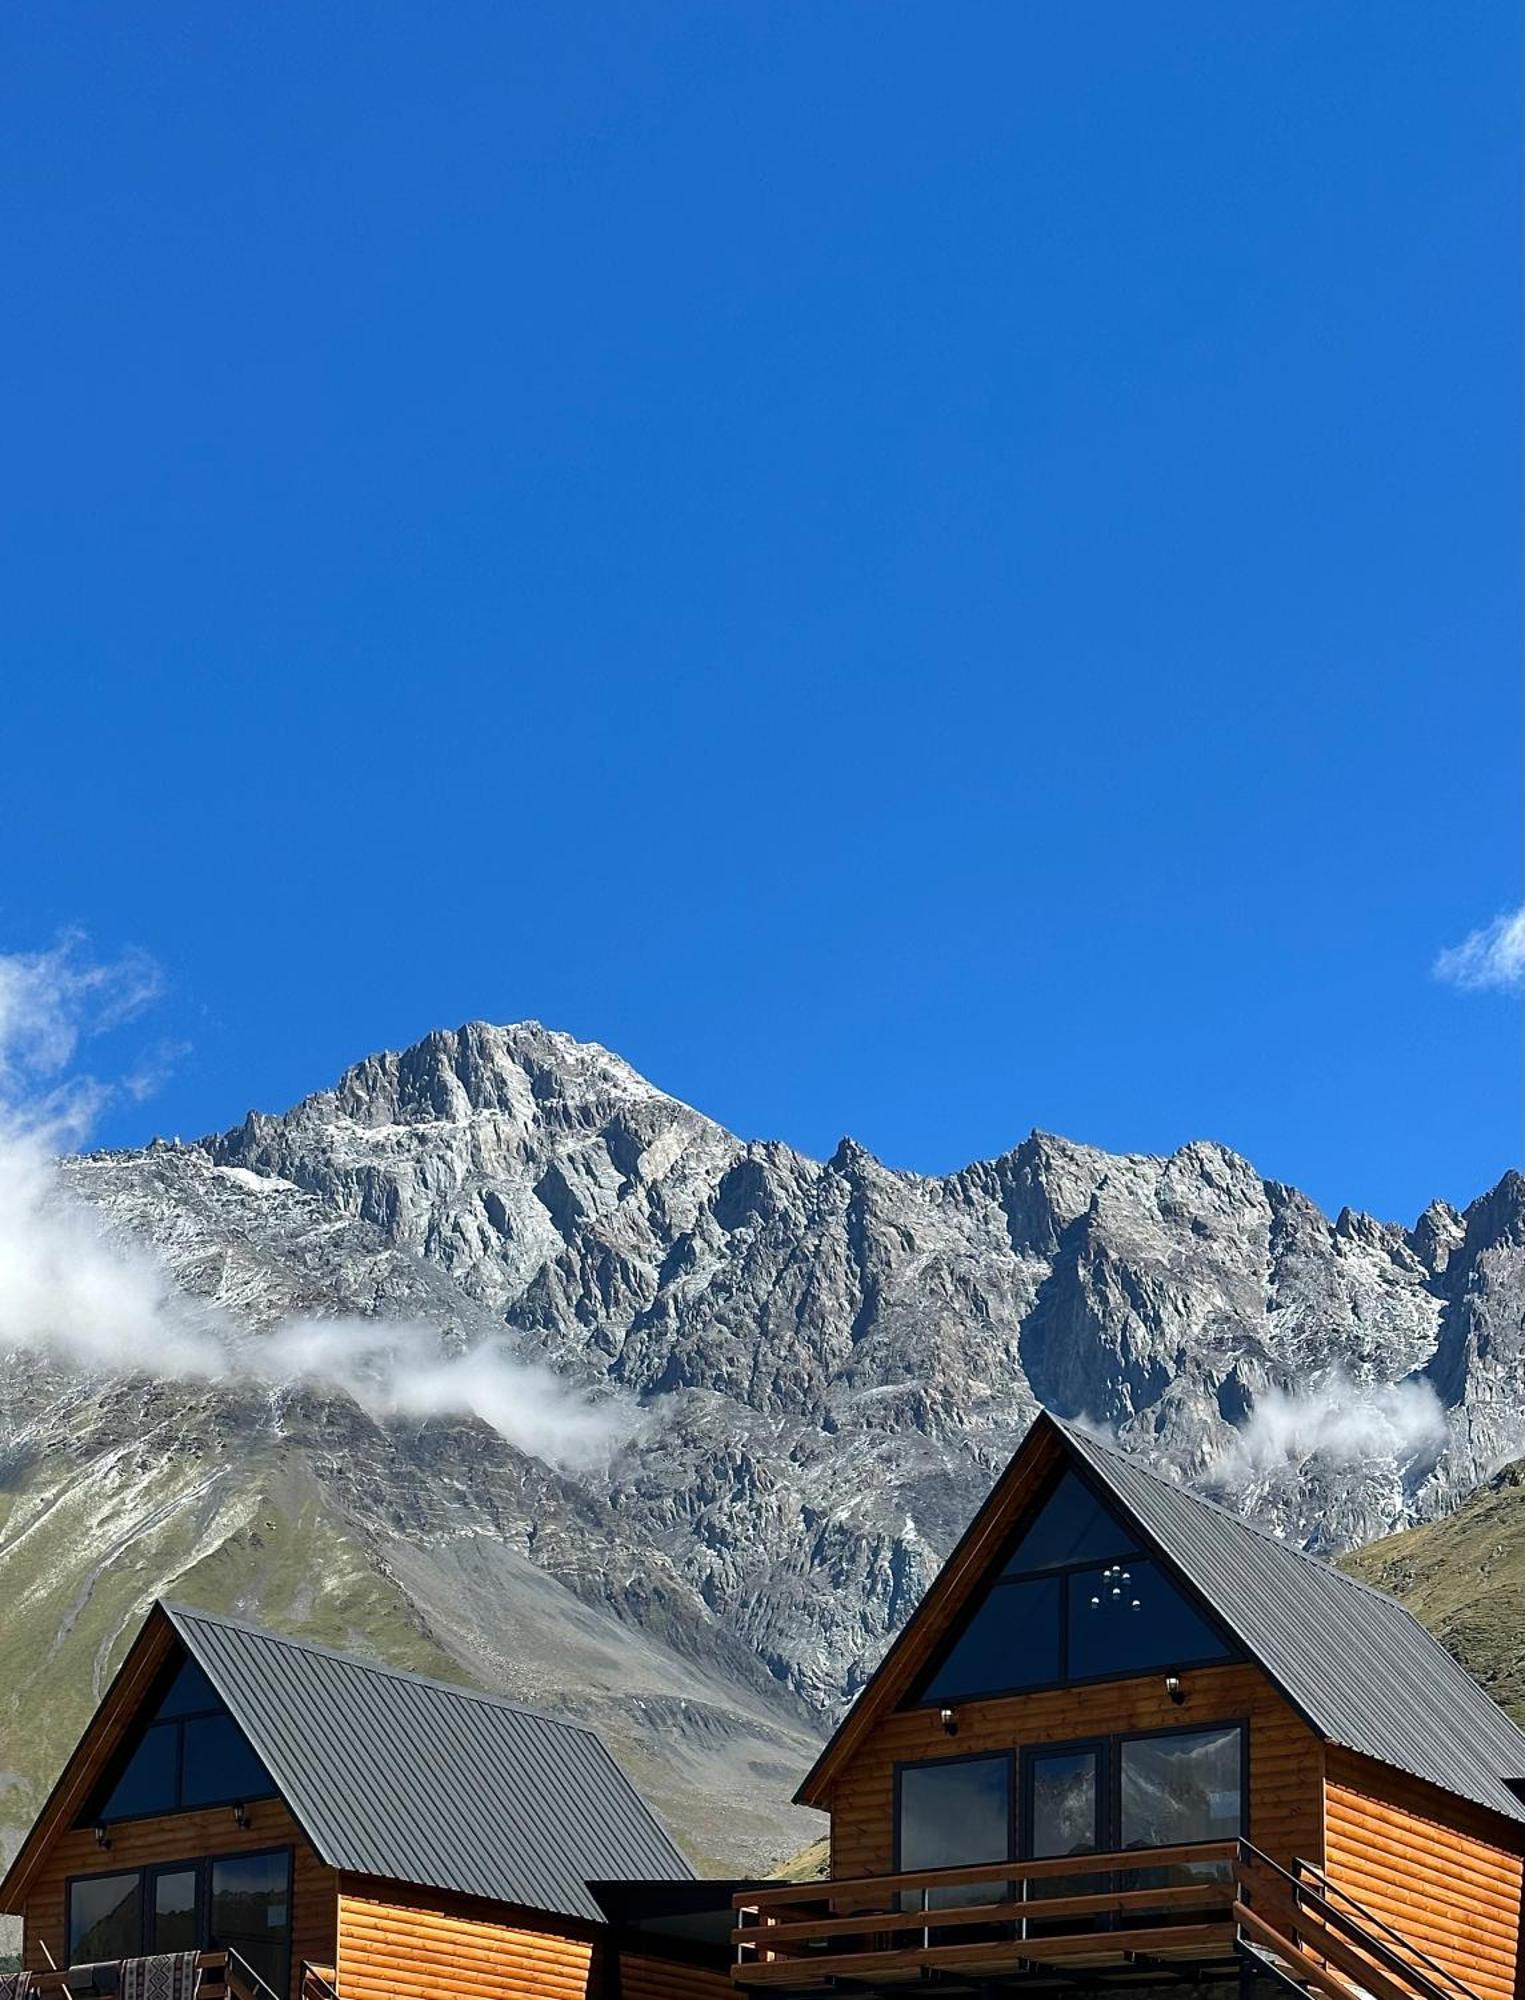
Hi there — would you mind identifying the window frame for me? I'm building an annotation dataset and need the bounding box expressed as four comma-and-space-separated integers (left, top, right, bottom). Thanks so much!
81, 1656, 279, 1828
64, 1844, 294, 1989
906, 1465, 1241, 1709
891, 1748, 1019, 1875
1018, 1719, 1250, 1860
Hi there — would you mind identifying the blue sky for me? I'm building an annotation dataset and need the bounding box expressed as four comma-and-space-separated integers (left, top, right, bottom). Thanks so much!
1, 3, 1518, 1222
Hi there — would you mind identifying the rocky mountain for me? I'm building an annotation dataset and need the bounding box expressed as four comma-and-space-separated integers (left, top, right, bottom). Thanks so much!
2, 1021, 1522, 1886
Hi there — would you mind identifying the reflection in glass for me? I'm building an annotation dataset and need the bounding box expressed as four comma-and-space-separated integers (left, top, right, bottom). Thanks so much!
212, 1850, 291, 1999
898, 1755, 1011, 1913
1066, 1561, 1230, 1682
68, 1872, 142, 1963
1119, 1726, 1243, 1892
153, 1868, 199, 1951
1026, 1750, 1100, 1930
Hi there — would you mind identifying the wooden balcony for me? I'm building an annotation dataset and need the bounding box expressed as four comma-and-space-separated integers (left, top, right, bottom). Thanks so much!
33, 1952, 236, 1999
733, 1842, 1243, 1992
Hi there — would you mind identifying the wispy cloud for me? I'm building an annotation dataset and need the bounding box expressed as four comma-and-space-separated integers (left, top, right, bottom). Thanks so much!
0, 939, 632, 1472
1211, 1372, 1446, 1481
1434, 904, 1525, 993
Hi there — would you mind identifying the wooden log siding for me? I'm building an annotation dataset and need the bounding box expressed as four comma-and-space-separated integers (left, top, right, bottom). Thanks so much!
1323, 1748, 1525, 2000
825, 1662, 1324, 1883
615, 1953, 731, 2000
336, 1881, 601, 2000
20, 1797, 336, 1993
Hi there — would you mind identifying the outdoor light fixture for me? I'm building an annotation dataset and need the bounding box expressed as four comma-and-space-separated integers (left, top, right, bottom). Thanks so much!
232, 1800, 248, 1829
939, 1707, 958, 1737
1164, 1676, 1184, 1705
92, 1824, 110, 1851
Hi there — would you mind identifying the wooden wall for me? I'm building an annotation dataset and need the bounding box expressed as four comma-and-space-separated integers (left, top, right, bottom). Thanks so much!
1324, 1747, 1524, 2000
827, 1661, 1325, 1881
336, 1881, 597, 2000
20, 1796, 336, 1994
611, 1949, 731, 2000
335, 1883, 731, 2000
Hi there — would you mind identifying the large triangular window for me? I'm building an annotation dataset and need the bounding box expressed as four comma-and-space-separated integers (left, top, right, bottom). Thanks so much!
80, 1652, 277, 1825
906, 1469, 1234, 1706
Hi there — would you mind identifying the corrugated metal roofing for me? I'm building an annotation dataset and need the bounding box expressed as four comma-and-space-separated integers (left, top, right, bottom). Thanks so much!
1059, 1420, 1525, 1825
161, 1602, 694, 1922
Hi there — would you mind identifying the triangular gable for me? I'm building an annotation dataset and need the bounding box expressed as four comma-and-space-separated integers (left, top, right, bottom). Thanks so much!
904, 1464, 1235, 1706
1, 1604, 287, 1913
796, 1413, 1252, 1808
80, 1649, 276, 1826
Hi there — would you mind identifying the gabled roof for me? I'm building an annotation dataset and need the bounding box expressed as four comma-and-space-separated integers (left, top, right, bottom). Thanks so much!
798, 1413, 1525, 1826
2, 1601, 693, 1924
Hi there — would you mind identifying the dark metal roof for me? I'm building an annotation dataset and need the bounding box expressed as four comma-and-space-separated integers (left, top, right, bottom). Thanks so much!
1059, 1420, 1525, 1825
161, 1602, 694, 1922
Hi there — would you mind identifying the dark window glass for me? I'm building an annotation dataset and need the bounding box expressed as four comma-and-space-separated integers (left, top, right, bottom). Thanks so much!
85, 1647, 277, 1824
156, 1658, 221, 1719
68, 1872, 142, 1962
1119, 1727, 1243, 1852
898, 1756, 1011, 1911
152, 1868, 199, 1952
1066, 1560, 1230, 1680
182, 1715, 275, 1809
1026, 1748, 1102, 1930
211, 1852, 290, 2000
921, 1577, 1061, 1703
1028, 1750, 1099, 1866
1002, 1472, 1139, 1576
100, 1721, 180, 1821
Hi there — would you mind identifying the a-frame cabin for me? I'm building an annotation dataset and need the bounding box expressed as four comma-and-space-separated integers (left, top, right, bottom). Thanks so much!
0, 1601, 739, 2000
732, 1414, 1525, 2000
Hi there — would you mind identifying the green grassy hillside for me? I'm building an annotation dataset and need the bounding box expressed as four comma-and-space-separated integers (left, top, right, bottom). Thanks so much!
1339, 1458, 1525, 1724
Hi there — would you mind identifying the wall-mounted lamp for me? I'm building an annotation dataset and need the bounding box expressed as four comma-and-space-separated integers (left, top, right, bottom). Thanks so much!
93, 1825, 111, 1851
939, 1707, 958, 1738
232, 1800, 248, 1830
1164, 1676, 1185, 1706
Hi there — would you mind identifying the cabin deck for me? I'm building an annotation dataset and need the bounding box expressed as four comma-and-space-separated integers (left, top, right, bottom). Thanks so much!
731, 1842, 1489, 2000
733, 1841, 1243, 1993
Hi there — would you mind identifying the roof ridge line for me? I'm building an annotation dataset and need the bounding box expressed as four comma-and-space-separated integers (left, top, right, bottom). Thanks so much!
159, 1599, 609, 1741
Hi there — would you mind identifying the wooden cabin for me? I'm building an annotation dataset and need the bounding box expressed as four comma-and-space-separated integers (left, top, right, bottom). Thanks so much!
0, 1601, 737, 2000
733, 1414, 1525, 2000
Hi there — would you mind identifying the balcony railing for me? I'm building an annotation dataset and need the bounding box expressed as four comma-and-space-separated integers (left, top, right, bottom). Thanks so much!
733, 1840, 1242, 1988
33, 1952, 238, 1999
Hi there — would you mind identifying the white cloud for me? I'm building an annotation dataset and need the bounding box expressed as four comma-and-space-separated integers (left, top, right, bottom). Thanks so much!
0, 940, 632, 1473
1214, 1373, 1447, 1479
1434, 905, 1525, 993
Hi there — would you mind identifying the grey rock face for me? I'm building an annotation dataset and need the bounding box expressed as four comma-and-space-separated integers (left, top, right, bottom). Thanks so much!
5, 1021, 1522, 1865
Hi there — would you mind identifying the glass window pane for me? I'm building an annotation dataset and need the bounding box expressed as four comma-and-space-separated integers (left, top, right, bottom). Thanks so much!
1120, 1727, 1243, 1851
211, 1853, 290, 2000
152, 1868, 199, 1952
69, 1872, 142, 1962
1002, 1472, 1139, 1575
922, 1577, 1061, 1702
182, 1714, 275, 1808
1026, 1749, 1101, 1924
899, 1756, 1011, 1912
100, 1721, 179, 1821
155, 1657, 221, 1719
1066, 1560, 1229, 1680
1029, 1751, 1098, 1860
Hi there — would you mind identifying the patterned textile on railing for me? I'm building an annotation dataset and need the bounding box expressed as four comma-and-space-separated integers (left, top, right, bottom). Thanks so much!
0, 1972, 36, 1997
118, 1957, 199, 2000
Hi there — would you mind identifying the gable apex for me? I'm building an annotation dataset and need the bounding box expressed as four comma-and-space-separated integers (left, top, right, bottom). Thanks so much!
796, 1412, 1525, 1827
